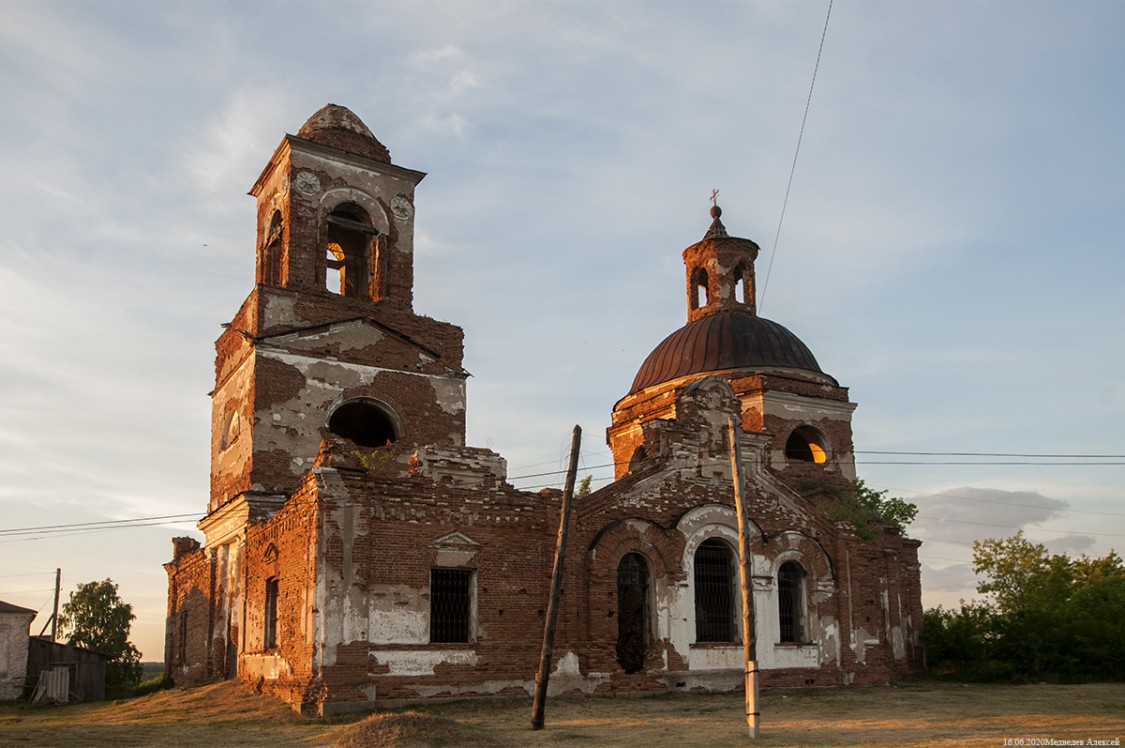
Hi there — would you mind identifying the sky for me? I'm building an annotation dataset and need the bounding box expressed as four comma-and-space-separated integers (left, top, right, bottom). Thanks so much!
1, 1, 1123, 662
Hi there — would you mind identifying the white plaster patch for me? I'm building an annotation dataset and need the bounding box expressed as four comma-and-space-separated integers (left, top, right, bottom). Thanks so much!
554, 650, 581, 675
370, 648, 478, 676
688, 645, 743, 671
262, 294, 300, 327
430, 377, 466, 415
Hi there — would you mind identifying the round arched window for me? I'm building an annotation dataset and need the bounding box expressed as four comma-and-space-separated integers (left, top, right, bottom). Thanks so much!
785, 426, 828, 464
328, 400, 398, 447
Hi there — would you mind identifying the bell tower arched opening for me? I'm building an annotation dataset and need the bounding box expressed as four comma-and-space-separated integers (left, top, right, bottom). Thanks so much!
325, 203, 378, 299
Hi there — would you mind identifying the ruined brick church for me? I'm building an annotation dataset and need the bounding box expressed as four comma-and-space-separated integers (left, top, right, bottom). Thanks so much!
164, 104, 923, 715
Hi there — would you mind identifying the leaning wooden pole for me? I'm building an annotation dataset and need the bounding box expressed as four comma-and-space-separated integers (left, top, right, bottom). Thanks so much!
728, 416, 760, 739
531, 424, 582, 730
50, 568, 60, 642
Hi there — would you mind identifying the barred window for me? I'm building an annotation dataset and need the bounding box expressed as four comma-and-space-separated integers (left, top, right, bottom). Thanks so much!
430, 568, 473, 643
694, 538, 737, 643
264, 577, 279, 650
778, 561, 806, 643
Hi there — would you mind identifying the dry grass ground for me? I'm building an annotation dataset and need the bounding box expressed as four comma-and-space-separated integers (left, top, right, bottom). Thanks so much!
0, 679, 1122, 747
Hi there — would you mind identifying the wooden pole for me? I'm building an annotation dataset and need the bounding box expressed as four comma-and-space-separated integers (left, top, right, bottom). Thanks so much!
38, 568, 62, 640
531, 425, 582, 731
728, 417, 760, 739
50, 568, 60, 642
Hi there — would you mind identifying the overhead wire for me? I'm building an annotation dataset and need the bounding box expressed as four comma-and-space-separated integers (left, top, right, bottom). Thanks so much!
759, 0, 834, 312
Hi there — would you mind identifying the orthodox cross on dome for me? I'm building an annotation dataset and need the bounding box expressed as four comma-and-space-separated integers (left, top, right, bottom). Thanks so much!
704, 189, 728, 240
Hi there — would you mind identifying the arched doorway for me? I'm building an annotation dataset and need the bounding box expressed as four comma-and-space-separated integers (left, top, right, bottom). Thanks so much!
616, 553, 650, 673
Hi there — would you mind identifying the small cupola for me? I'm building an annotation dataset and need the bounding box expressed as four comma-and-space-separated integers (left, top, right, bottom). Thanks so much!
682, 201, 761, 323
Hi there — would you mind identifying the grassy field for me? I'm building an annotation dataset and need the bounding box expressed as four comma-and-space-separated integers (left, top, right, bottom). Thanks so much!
1, 679, 1123, 747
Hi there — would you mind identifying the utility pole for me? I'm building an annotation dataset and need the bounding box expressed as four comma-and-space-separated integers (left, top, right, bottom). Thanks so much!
51, 568, 60, 641
531, 425, 582, 731
728, 417, 760, 739
39, 568, 61, 641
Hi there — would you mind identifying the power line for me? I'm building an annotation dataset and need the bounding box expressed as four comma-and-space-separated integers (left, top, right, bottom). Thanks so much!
868, 483, 1125, 518
0, 513, 199, 538
759, 0, 833, 312
916, 514, 1125, 540
859, 451, 1125, 459
859, 461, 1125, 465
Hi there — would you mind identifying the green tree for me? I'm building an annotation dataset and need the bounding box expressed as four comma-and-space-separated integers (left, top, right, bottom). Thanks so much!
833, 480, 918, 539
58, 579, 143, 690
932, 533, 1125, 681
923, 602, 1008, 680
972, 531, 1073, 615
576, 475, 593, 498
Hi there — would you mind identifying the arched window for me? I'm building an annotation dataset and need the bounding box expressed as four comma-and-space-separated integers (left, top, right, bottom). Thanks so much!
616, 553, 650, 673
694, 538, 736, 643
328, 400, 399, 447
219, 410, 241, 451
325, 204, 377, 298
691, 267, 709, 310
264, 577, 280, 650
261, 211, 284, 286
733, 263, 748, 305
777, 561, 806, 643
627, 445, 647, 473
785, 426, 828, 464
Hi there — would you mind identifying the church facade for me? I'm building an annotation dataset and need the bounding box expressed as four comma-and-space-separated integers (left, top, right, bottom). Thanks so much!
163, 104, 923, 715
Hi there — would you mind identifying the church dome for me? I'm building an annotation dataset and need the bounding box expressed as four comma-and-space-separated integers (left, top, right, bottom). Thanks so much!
628, 310, 826, 394
297, 104, 391, 163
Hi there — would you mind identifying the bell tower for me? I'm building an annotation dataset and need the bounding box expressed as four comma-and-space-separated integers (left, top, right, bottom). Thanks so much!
683, 203, 760, 322
205, 105, 468, 517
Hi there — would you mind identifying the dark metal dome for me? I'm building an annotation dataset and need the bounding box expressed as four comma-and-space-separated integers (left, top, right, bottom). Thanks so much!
628, 310, 825, 394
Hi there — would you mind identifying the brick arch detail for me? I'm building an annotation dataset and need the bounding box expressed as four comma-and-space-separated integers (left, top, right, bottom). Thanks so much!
588, 518, 677, 579
582, 518, 681, 674
318, 187, 392, 237
762, 530, 835, 584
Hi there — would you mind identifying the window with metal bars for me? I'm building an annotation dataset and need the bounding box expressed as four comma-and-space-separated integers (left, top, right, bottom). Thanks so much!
777, 561, 806, 643
694, 538, 737, 643
264, 577, 279, 650
430, 568, 473, 643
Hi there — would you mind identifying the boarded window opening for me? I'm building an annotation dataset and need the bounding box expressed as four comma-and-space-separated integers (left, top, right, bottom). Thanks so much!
264, 577, 279, 650
694, 538, 737, 643
778, 561, 806, 643
328, 400, 398, 447
430, 568, 473, 643
785, 426, 828, 464
325, 204, 377, 298
616, 553, 650, 673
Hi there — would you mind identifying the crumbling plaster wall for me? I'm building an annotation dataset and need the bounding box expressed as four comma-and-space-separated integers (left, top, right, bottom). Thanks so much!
239, 476, 320, 707
292, 455, 555, 711
0, 609, 34, 700
248, 347, 466, 492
